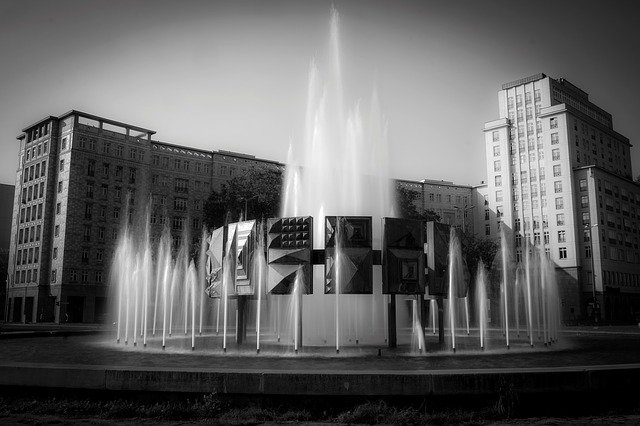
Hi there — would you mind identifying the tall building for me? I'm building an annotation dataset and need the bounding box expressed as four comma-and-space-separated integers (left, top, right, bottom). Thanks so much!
5, 111, 282, 323
0, 183, 13, 321
483, 73, 640, 322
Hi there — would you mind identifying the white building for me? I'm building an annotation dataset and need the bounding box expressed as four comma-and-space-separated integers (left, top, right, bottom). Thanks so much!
482, 73, 640, 322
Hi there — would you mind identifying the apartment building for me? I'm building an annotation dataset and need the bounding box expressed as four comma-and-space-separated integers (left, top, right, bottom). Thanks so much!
482, 73, 640, 322
5, 111, 282, 323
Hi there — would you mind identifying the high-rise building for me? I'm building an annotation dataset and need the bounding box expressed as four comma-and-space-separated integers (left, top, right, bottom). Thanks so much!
483, 73, 640, 322
5, 111, 282, 323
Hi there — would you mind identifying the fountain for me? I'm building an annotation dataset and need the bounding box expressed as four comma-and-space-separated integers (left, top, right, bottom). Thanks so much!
109, 7, 562, 356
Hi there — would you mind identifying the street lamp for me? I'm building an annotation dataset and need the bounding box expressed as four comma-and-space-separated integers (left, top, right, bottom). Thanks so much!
586, 222, 599, 324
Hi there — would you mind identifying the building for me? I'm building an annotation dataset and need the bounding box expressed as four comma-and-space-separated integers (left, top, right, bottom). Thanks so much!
5, 110, 282, 323
397, 179, 475, 234
482, 73, 640, 322
0, 183, 13, 321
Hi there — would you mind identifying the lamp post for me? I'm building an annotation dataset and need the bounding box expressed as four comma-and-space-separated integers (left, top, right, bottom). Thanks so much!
586, 223, 599, 324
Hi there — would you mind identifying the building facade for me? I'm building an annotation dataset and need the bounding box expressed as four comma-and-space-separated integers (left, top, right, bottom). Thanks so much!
5, 111, 282, 323
397, 179, 475, 234
482, 73, 640, 322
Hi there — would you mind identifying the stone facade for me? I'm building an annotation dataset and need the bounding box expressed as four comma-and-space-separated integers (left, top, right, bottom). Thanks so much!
5, 111, 283, 323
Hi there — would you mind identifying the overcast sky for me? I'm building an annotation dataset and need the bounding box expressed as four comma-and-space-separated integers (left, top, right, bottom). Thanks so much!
1, 0, 639, 186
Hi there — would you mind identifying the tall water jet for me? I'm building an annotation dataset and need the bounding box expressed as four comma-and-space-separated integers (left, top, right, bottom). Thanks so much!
188, 261, 197, 350
447, 228, 465, 352
279, 7, 395, 348
335, 217, 341, 354
524, 239, 534, 347
500, 227, 510, 349
254, 221, 266, 354
475, 261, 488, 350
198, 227, 208, 335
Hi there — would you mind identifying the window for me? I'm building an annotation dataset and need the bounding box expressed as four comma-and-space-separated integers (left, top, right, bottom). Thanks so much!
492, 131, 499, 142
551, 133, 559, 145
558, 230, 566, 243
550, 117, 558, 129
172, 216, 184, 230
98, 227, 105, 241
554, 181, 562, 193
485, 209, 490, 220
96, 249, 104, 262
82, 270, 89, 283
495, 190, 503, 202
56, 203, 61, 215
175, 178, 189, 193
86, 182, 94, 198
51, 269, 57, 283
102, 163, 110, 177
555, 197, 564, 209
59, 159, 65, 172
579, 179, 587, 191
494, 175, 502, 187
556, 213, 565, 226
552, 149, 560, 161
553, 165, 561, 177
582, 212, 590, 225
61, 137, 68, 150
581, 195, 589, 208
115, 166, 123, 180
53, 247, 58, 259
84, 203, 92, 219
485, 224, 490, 235
87, 159, 95, 177
113, 207, 120, 219
54, 225, 60, 237
559, 247, 567, 259
544, 231, 550, 244
116, 145, 123, 157
493, 145, 500, 157
128, 167, 136, 184
58, 181, 63, 193
494, 161, 501, 172
81, 248, 89, 263
174, 197, 187, 211
585, 246, 592, 258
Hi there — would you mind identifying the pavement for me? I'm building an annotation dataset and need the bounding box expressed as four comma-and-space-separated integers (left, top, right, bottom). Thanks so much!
0, 325, 638, 396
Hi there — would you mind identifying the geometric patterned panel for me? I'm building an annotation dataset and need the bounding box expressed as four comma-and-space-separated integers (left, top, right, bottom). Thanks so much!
205, 226, 224, 298
235, 220, 256, 295
324, 216, 373, 294
382, 218, 426, 294
426, 221, 450, 296
267, 216, 313, 294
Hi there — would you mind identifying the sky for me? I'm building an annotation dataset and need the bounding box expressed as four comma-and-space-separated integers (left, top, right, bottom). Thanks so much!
1, 0, 639, 187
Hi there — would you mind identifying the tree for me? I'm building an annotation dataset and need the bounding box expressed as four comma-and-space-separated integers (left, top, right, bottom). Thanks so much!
462, 233, 499, 275
396, 185, 440, 222
203, 167, 283, 229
